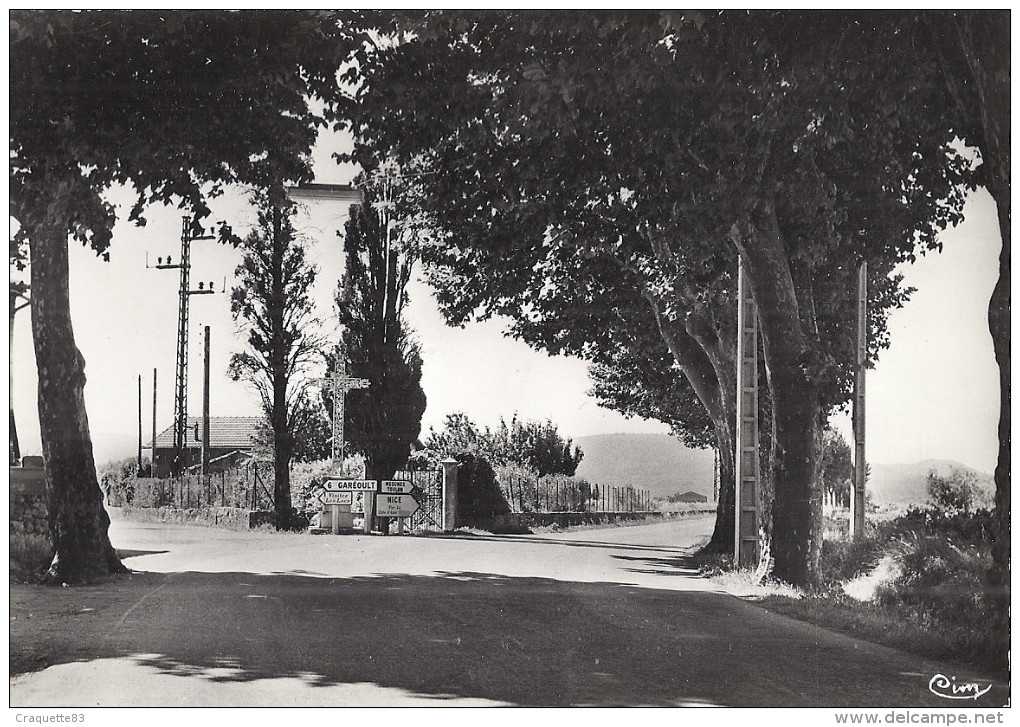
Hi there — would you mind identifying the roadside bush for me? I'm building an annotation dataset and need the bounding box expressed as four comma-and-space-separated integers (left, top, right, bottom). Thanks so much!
896, 506, 995, 544
804, 506, 1007, 674
820, 527, 887, 586
876, 533, 992, 617
926, 466, 978, 514
10, 532, 54, 583
454, 453, 512, 522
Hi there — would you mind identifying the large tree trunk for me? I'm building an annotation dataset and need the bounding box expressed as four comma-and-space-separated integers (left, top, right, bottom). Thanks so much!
30, 222, 126, 583
644, 295, 736, 552
965, 15, 1010, 594
705, 418, 736, 552
736, 213, 824, 588
927, 11, 1009, 591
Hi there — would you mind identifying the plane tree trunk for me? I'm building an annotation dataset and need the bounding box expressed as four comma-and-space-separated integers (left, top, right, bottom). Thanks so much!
644, 294, 737, 553
735, 211, 824, 588
30, 219, 127, 584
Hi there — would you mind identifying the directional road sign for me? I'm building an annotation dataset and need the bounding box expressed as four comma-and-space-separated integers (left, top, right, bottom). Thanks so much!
322, 479, 377, 492
319, 491, 353, 506
374, 494, 420, 518
379, 480, 414, 494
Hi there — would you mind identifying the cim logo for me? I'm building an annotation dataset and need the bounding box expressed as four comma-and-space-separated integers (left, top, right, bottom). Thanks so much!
928, 674, 993, 701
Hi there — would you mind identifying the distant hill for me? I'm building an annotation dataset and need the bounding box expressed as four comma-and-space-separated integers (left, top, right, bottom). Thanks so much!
868, 459, 994, 508
91, 432, 139, 470
573, 433, 715, 500
571, 434, 995, 509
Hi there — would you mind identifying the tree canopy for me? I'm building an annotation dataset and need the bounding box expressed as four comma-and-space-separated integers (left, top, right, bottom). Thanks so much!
343, 11, 974, 585
9, 10, 362, 582
336, 175, 428, 480
421, 412, 583, 478
229, 200, 324, 528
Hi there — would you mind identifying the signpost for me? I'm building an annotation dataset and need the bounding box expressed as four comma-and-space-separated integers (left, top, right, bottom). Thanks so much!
322, 479, 378, 492
318, 491, 353, 507
315, 478, 422, 534
374, 493, 420, 518
379, 480, 414, 494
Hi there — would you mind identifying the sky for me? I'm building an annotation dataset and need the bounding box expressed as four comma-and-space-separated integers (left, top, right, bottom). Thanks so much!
9, 134, 1003, 474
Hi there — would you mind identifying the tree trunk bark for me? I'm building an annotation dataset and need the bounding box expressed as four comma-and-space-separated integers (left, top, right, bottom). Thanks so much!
735, 214, 824, 588
967, 18, 1010, 594
644, 295, 736, 552
705, 418, 736, 552
927, 12, 1009, 592
30, 222, 126, 583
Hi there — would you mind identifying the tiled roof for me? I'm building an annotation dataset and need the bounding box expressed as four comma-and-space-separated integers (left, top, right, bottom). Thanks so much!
150, 416, 263, 450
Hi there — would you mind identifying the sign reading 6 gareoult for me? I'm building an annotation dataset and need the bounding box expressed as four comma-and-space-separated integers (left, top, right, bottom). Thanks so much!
321, 479, 377, 492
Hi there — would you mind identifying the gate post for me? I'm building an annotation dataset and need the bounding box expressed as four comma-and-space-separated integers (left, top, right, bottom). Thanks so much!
441, 458, 459, 532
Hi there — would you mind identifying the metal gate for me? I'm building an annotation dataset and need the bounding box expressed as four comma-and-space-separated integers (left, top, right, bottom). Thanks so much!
394, 469, 442, 531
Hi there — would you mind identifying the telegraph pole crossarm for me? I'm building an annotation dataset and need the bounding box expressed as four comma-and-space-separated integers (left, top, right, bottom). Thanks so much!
149, 216, 220, 476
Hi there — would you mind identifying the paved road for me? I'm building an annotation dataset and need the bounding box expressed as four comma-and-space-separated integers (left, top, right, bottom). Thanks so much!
10, 512, 1009, 707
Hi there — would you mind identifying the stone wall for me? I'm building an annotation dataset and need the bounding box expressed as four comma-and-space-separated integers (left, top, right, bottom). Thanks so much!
469, 506, 716, 534
10, 457, 50, 542
115, 505, 275, 530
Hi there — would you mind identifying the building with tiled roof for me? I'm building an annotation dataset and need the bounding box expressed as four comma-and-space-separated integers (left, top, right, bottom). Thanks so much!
149, 416, 263, 477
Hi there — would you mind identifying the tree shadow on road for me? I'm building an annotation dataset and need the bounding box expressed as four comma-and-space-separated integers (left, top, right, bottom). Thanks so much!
611, 553, 704, 578
421, 531, 689, 554
11, 568, 1008, 708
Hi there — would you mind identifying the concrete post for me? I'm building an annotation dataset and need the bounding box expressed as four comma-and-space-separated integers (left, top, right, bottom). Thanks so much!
362, 492, 375, 534
441, 458, 459, 532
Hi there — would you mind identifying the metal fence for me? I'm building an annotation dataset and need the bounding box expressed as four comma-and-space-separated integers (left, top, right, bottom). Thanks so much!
393, 469, 443, 531
108, 460, 275, 510
110, 462, 653, 518
497, 470, 651, 514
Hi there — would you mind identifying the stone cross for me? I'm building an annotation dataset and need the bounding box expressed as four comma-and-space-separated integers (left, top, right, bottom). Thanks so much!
315, 349, 370, 465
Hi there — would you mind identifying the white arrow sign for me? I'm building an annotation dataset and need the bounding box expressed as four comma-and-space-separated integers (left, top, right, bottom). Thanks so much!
379, 480, 414, 494
374, 494, 420, 517
322, 479, 377, 492
319, 491, 353, 506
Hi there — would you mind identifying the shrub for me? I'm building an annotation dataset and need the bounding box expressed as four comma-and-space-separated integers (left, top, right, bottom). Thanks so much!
10, 532, 54, 583
926, 466, 978, 515
454, 453, 512, 522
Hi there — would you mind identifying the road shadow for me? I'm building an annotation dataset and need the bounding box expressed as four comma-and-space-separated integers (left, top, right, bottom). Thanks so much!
611, 553, 704, 578
10, 569, 1009, 708
116, 549, 169, 559
421, 531, 690, 555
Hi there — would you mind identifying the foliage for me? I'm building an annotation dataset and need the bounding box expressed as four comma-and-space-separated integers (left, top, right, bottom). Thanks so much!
10, 533, 55, 584
453, 453, 512, 523
8, 10, 363, 581
422, 412, 583, 477
766, 504, 1007, 675
335, 174, 428, 480
230, 199, 324, 529
821, 428, 853, 507
343, 11, 974, 586
11, 10, 360, 255
926, 466, 979, 515
251, 396, 332, 464
493, 465, 599, 513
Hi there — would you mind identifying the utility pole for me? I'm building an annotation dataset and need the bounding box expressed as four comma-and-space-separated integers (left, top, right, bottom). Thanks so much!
202, 326, 211, 478
137, 375, 143, 475
735, 258, 761, 568
150, 217, 216, 476
851, 262, 868, 538
151, 368, 157, 478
